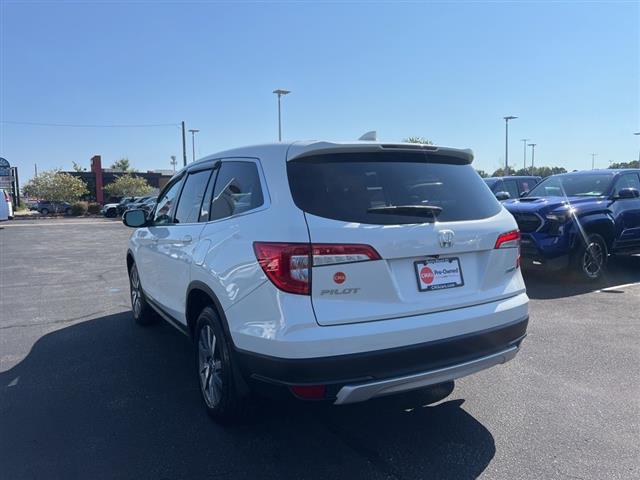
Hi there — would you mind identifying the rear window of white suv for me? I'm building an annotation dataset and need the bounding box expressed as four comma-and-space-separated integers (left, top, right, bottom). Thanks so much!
288, 151, 501, 224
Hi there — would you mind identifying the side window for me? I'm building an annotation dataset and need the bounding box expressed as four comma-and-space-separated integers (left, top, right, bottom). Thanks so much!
199, 168, 218, 222
209, 161, 264, 221
613, 174, 640, 196
174, 170, 213, 224
153, 176, 185, 225
519, 180, 531, 195
503, 180, 520, 199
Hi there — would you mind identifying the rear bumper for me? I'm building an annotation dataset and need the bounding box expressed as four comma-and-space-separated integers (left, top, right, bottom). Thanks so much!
235, 316, 528, 402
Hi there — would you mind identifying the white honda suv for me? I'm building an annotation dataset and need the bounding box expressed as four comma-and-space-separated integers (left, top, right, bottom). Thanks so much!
123, 140, 529, 423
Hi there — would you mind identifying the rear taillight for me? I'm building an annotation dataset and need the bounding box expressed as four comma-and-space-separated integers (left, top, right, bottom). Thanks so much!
253, 242, 381, 295
495, 230, 521, 269
311, 244, 380, 266
494, 230, 520, 249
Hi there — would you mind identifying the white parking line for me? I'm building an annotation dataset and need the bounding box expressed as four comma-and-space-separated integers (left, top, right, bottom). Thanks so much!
597, 282, 640, 292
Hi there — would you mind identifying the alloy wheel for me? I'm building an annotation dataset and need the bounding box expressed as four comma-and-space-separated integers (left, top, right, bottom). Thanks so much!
582, 241, 604, 279
130, 266, 143, 318
198, 325, 223, 408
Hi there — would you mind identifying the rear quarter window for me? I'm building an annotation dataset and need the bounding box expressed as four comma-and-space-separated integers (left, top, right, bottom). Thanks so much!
287, 152, 501, 225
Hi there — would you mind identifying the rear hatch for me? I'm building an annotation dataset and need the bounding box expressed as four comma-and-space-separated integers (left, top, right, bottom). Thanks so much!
287, 147, 521, 326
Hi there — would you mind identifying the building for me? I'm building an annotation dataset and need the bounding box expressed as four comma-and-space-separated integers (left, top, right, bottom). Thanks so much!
67, 155, 173, 204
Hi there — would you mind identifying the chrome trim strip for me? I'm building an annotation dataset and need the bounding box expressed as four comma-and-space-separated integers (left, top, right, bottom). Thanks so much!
334, 345, 519, 405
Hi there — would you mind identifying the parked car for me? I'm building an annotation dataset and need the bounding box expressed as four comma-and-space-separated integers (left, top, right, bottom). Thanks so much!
0, 189, 13, 219
31, 201, 72, 216
122, 140, 529, 423
126, 196, 156, 212
484, 176, 541, 200
504, 169, 640, 280
101, 196, 137, 218
0, 189, 9, 222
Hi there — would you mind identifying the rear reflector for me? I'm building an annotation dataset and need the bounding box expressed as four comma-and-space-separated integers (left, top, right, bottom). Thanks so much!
253, 242, 381, 295
289, 384, 327, 400
494, 230, 520, 249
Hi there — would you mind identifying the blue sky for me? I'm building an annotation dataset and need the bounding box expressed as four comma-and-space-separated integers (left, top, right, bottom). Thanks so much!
1, 1, 638, 182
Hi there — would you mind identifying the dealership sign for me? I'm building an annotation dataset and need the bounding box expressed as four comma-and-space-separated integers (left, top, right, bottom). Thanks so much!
0, 157, 9, 176
0, 158, 12, 188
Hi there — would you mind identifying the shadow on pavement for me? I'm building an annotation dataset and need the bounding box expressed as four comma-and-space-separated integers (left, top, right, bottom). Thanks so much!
0, 312, 495, 480
524, 254, 640, 300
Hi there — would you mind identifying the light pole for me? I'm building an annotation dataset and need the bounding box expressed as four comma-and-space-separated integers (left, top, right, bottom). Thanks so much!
503, 116, 518, 173
189, 129, 200, 163
528, 143, 536, 172
170, 155, 177, 173
273, 89, 291, 142
634, 132, 640, 162
591, 153, 598, 170
521, 138, 530, 172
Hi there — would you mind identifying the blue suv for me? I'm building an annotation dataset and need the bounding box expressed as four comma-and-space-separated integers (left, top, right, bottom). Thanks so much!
503, 169, 640, 281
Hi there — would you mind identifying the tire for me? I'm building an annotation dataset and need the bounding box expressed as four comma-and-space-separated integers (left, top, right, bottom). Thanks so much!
195, 306, 251, 424
106, 209, 117, 218
572, 233, 608, 282
128, 263, 158, 325
40, 208, 49, 216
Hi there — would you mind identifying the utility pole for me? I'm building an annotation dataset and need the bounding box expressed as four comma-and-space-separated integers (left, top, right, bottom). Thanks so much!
170, 155, 177, 173
273, 89, 291, 141
521, 138, 530, 172
634, 132, 640, 162
591, 153, 598, 170
189, 129, 200, 162
181, 121, 187, 167
528, 143, 537, 172
34, 164, 38, 177
503, 116, 518, 173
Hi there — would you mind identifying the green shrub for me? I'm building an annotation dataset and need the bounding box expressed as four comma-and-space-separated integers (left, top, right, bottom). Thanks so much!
87, 202, 101, 214
71, 201, 88, 216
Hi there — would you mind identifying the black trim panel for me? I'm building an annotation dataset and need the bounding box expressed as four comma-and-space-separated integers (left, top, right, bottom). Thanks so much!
145, 295, 190, 336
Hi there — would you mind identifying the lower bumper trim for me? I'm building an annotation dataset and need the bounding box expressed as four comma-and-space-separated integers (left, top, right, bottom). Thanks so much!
334, 345, 519, 405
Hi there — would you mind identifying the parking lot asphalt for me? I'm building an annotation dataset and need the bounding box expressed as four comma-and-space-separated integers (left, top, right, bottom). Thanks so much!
1, 218, 639, 480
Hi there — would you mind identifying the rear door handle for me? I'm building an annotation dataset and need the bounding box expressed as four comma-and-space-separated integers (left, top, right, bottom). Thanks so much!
181, 235, 193, 244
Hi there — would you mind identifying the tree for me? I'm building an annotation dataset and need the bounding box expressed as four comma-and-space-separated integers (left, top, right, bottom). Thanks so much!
491, 167, 516, 177
475, 169, 489, 178
609, 160, 639, 169
111, 157, 133, 172
22, 170, 88, 202
72, 161, 86, 172
403, 136, 434, 145
104, 174, 153, 198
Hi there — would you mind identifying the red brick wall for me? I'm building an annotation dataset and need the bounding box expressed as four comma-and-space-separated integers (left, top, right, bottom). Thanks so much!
90, 155, 103, 204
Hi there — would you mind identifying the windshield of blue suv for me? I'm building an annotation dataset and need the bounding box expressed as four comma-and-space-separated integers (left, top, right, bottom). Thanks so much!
527, 174, 613, 198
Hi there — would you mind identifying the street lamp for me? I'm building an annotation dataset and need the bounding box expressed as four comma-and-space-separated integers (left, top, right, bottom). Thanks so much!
273, 89, 291, 142
188, 129, 200, 162
528, 143, 537, 172
634, 132, 640, 162
591, 153, 598, 170
170, 155, 177, 173
503, 116, 518, 173
521, 138, 530, 172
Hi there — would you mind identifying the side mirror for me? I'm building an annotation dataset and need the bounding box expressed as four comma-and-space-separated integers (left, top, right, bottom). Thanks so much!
123, 209, 148, 228
520, 190, 529, 198
495, 191, 511, 201
617, 188, 640, 199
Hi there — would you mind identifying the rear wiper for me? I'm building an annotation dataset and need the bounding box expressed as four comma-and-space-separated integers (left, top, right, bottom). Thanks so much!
367, 205, 443, 218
